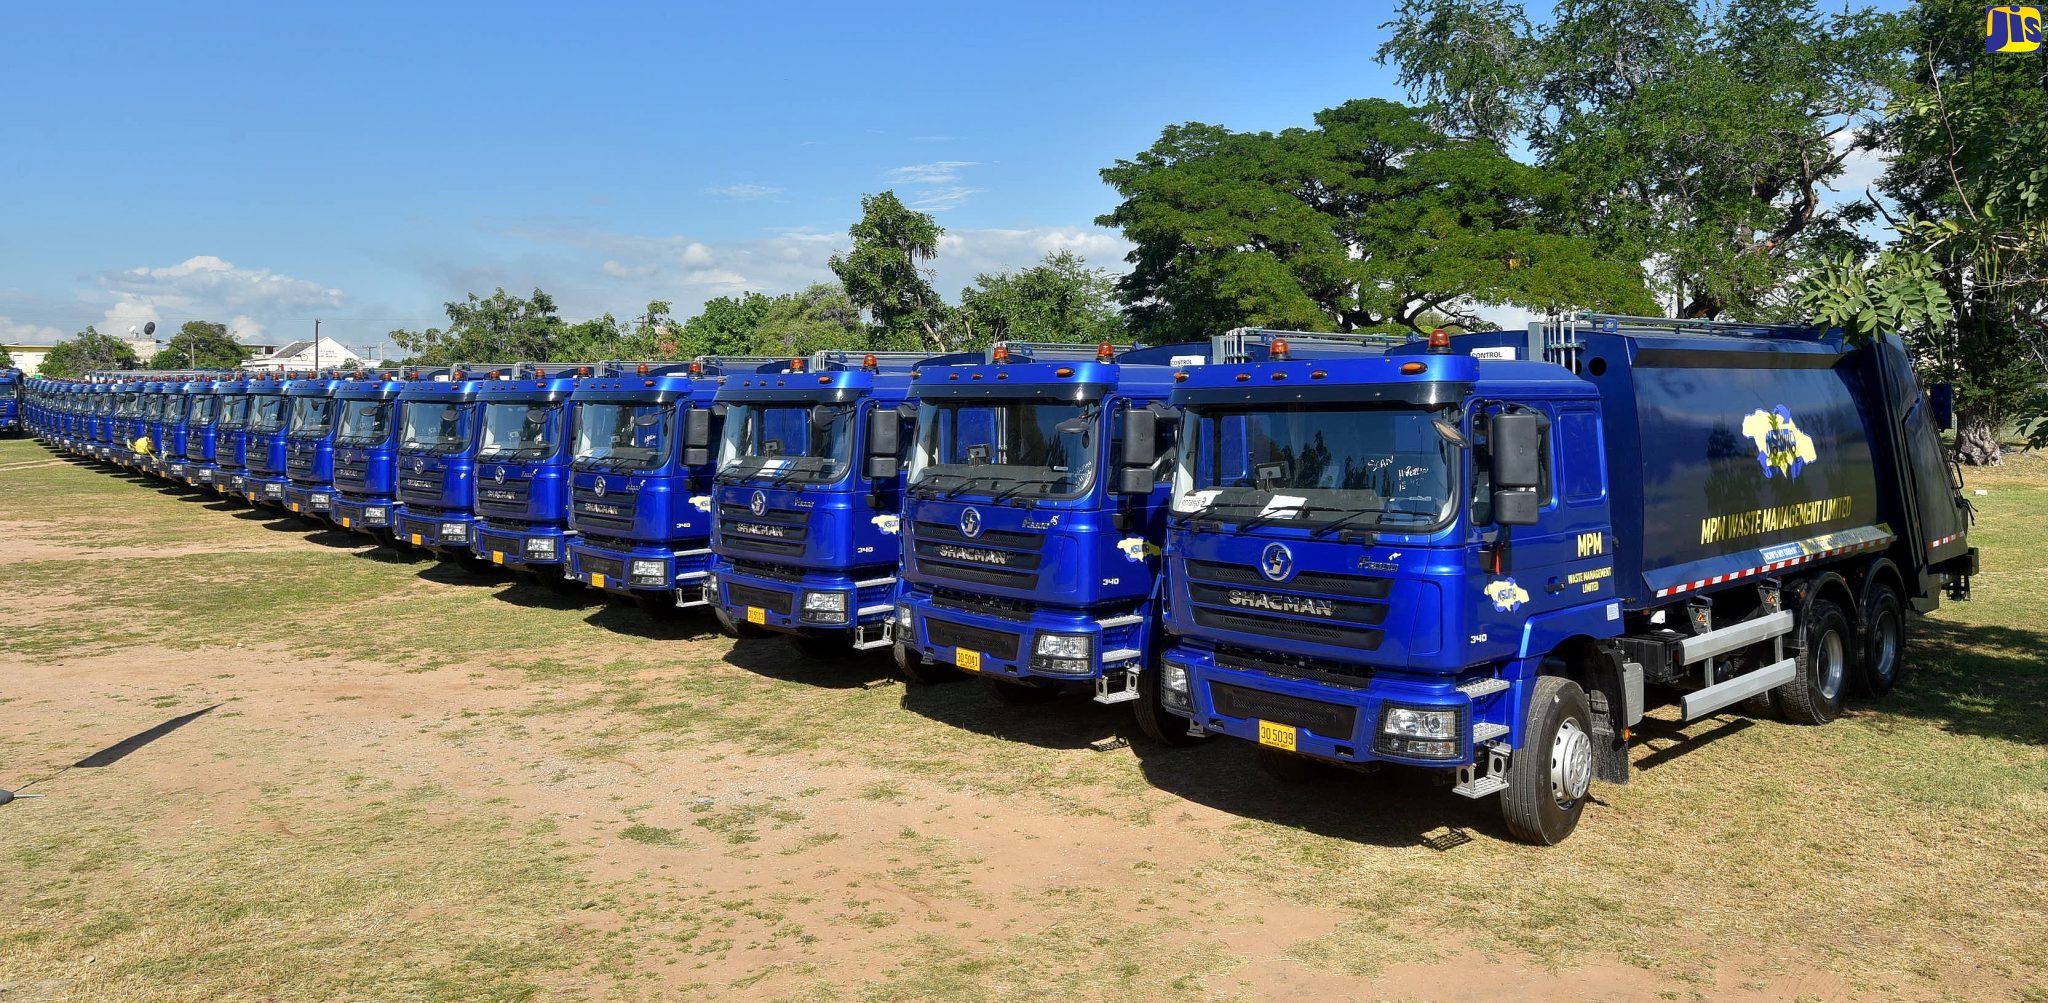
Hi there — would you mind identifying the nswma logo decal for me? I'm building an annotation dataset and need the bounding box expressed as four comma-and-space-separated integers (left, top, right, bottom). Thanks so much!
1741, 405, 1817, 480
1988, 5, 2043, 52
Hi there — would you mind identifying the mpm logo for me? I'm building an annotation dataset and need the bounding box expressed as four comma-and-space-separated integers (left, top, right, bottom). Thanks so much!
1987, 6, 2042, 52
1577, 531, 1604, 558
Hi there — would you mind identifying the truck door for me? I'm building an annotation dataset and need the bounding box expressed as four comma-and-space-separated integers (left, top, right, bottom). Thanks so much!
1877, 335, 1969, 568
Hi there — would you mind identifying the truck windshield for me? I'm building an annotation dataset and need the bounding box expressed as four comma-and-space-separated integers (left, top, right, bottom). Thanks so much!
716, 402, 852, 485
909, 400, 1097, 500
1172, 404, 1461, 531
189, 395, 217, 427
479, 402, 560, 460
143, 395, 164, 420
399, 402, 472, 453
165, 395, 189, 422
289, 396, 335, 437
218, 395, 251, 430
573, 403, 670, 471
334, 400, 393, 445
249, 395, 289, 433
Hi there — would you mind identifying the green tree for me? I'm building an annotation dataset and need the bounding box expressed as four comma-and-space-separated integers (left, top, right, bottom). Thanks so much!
675, 292, 776, 358
1097, 98, 1653, 342
1379, 0, 1904, 319
752, 283, 867, 356
391, 288, 579, 364
40, 326, 138, 377
958, 251, 1124, 346
0, 345, 13, 368
147, 320, 247, 370
830, 192, 952, 351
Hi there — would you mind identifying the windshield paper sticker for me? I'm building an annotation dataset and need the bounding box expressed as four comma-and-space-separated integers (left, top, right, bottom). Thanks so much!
1175, 489, 1219, 513
1485, 578, 1531, 613
1260, 494, 1308, 518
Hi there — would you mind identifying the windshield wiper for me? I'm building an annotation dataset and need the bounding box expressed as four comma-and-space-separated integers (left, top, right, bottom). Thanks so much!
1308, 504, 1391, 539
942, 475, 990, 500
987, 476, 1058, 505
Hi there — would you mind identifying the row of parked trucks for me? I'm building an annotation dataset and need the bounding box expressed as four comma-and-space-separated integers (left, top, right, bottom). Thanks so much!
18, 315, 1978, 844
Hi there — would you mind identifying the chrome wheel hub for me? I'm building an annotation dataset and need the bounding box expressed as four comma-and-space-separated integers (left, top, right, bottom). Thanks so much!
1819, 628, 1846, 701
1550, 717, 1592, 805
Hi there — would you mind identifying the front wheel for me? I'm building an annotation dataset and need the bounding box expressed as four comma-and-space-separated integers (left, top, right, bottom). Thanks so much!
1857, 583, 1905, 697
1501, 675, 1594, 846
1132, 666, 1204, 747
895, 642, 963, 684
713, 606, 771, 639
1778, 599, 1851, 724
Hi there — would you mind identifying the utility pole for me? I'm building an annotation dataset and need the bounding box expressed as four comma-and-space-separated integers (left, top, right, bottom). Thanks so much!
314, 319, 321, 373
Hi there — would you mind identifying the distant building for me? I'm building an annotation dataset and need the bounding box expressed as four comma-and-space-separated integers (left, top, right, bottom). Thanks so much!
239, 336, 365, 373
2, 344, 52, 376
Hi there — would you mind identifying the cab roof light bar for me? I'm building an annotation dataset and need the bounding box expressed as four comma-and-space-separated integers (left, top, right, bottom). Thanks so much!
1212, 327, 1416, 363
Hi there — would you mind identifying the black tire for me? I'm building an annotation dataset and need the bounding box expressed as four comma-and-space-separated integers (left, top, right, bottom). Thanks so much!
713, 606, 771, 640
634, 590, 683, 620
1132, 665, 1204, 747
1501, 675, 1594, 846
984, 677, 1059, 706
790, 633, 855, 660
1857, 582, 1905, 697
894, 642, 962, 683
1254, 746, 1322, 783
1778, 599, 1851, 725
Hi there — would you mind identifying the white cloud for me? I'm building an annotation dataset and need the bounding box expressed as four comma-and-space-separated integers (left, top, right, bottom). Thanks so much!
934, 227, 1133, 285
679, 242, 715, 268
0, 315, 68, 345
908, 186, 986, 212
885, 161, 978, 184
88, 255, 346, 343
228, 315, 267, 343
603, 260, 659, 279
702, 183, 784, 200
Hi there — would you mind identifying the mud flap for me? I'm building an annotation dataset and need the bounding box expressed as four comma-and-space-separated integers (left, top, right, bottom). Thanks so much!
1588, 645, 1632, 785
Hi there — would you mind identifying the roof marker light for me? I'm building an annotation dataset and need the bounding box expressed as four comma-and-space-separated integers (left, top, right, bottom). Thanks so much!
1428, 327, 1452, 354
863, 353, 878, 370
1097, 341, 1115, 361
1269, 337, 1291, 361
992, 343, 1010, 363
578, 366, 591, 377
637, 363, 650, 375
1401, 361, 1428, 375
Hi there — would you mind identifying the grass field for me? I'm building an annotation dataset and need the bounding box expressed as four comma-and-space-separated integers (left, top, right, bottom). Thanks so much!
1, 437, 2044, 1002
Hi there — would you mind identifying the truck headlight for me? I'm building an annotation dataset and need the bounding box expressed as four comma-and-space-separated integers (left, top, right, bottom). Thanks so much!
801, 591, 849, 624
895, 604, 911, 629
264, 482, 284, 497
1375, 704, 1463, 760
1029, 633, 1094, 676
630, 559, 668, 585
525, 537, 557, 558
311, 493, 331, 506
365, 506, 389, 523
441, 522, 469, 542
1159, 660, 1192, 711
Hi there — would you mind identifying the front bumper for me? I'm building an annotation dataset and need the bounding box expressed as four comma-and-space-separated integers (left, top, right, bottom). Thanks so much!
394, 506, 477, 553
896, 594, 1139, 681
330, 495, 395, 533
709, 565, 897, 637
1165, 642, 1502, 768
474, 520, 570, 569
283, 482, 336, 517
566, 540, 713, 597
245, 474, 289, 507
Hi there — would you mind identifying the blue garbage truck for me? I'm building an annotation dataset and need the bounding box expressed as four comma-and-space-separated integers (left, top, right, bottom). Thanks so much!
330, 369, 427, 541
469, 363, 604, 589
704, 351, 944, 654
283, 372, 343, 520
0, 367, 20, 436
564, 360, 744, 617
213, 376, 253, 500
889, 340, 1212, 726
391, 367, 497, 569
242, 372, 295, 507
1154, 315, 1977, 844
168, 376, 217, 486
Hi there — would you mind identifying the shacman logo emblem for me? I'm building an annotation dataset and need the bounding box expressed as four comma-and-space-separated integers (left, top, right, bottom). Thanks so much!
1741, 405, 1818, 479
1987, 5, 2042, 51
959, 507, 984, 538
750, 489, 767, 516
493, 466, 506, 485
593, 477, 606, 498
1259, 542, 1294, 582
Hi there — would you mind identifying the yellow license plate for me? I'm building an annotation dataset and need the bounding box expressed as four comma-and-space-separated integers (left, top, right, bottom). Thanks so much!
1257, 720, 1298, 752
247, 492, 256, 501
491, 551, 504, 564
410, 533, 422, 545
955, 648, 982, 672
590, 573, 605, 589
291, 502, 300, 512
746, 606, 766, 625
340, 517, 351, 528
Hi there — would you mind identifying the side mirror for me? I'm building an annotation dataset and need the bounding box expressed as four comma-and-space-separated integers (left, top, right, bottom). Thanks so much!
1493, 489, 1539, 526
682, 407, 713, 448
1121, 408, 1156, 468
867, 456, 900, 480
1117, 467, 1156, 495
1490, 411, 1542, 489
683, 447, 710, 467
866, 408, 900, 457
811, 403, 838, 426
1929, 383, 1955, 431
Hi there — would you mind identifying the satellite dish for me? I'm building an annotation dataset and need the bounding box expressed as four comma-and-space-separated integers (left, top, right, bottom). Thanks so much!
144, 321, 157, 336
128, 326, 139, 336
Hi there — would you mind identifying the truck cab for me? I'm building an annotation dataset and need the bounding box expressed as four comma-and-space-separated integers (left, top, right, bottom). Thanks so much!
88, 383, 113, 459
703, 352, 941, 653
0, 368, 19, 436
169, 377, 216, 486
889, 341, 1199, 725
283, 374, 343, 520
138, 382, 170, 475
564, 361, 730, 617
213, 378, 253, 499
392, 368, 494, 567
470, 363, 595, 586
1155, 319, 1975, 844
242, 373, 295, 507
107, 381, 139, 468
330, 369, 424, 540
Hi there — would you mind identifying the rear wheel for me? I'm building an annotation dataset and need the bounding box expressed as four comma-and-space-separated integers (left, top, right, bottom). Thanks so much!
1501, 675, 1594, 846
984, 677, 1059, 706
1132, 665, 1203, 747
895, 642, 963, 683
634, 590, 683, 620
1778, 599, 1850, 724
1858, 582, 1905, 697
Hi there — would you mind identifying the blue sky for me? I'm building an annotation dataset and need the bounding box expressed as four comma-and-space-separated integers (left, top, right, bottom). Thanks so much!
0, 1, 1892, 355
0, 0, 1419, 353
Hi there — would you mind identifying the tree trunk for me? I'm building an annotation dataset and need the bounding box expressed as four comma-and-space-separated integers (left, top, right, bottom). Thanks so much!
1955, 415, 2003, 466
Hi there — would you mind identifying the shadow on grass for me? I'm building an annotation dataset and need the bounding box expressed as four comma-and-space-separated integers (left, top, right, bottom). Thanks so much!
583, 601, 722, 642
720, 638, 894, 690
75, 704, 221, 768
1888, 617, 2048, 745
896, 676, 1135, 750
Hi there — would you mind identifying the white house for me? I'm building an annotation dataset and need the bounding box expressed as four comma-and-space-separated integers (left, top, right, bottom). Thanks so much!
239, 336, 366, 373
